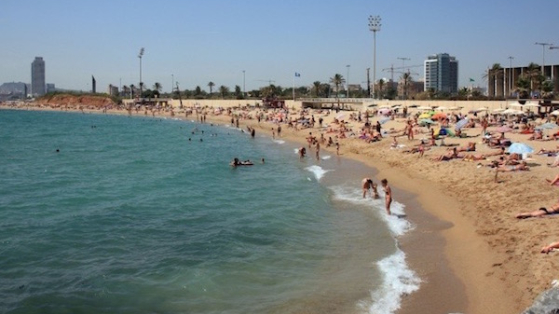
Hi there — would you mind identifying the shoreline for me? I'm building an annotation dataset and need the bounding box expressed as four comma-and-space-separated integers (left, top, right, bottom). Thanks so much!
1, 104, 524, 313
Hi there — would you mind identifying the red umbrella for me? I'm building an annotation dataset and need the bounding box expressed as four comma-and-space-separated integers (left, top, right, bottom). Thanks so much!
431, 112, 447, 121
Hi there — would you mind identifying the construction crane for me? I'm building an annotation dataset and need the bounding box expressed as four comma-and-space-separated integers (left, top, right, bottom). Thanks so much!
256, 79, 276, 85
382, 64, 423, 83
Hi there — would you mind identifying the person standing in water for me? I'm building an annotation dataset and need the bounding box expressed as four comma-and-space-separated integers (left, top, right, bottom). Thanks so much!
381, 179, 392, 215
362, 178, 379, 199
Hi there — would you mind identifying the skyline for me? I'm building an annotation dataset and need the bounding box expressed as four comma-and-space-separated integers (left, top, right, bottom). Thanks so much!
1, 0, 559, 93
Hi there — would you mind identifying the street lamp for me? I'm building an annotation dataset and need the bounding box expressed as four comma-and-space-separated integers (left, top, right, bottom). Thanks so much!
535, 42, 552, 77
138, 47, 145, 98
368, 15, 381, 99
507, 56, 514, 97
346, 65, 350, 98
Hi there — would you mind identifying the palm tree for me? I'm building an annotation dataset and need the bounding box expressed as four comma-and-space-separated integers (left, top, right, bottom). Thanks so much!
208, 82, 215, 96
130, 84, 136, 97
400, 72, 412, 100
153, 82, 162, 93
219, 85, 229, 98
329, 74, 345, 105
122, 85, 130, 98
378, 79, 385, 99
139, 82, 144, 97
526, 62, 540, 92
313, 81, 321, 97
458, 87, 469, 99
516, 75, 530, 99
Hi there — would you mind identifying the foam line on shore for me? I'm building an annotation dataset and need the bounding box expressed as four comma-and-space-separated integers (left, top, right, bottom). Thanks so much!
331, 185, 419, 314
305, 165, 331, 181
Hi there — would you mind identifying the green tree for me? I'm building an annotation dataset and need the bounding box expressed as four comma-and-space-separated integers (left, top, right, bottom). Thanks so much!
400, 72, 412, 100
234, 85, 243, 99
153, 82, 162, 93
516, 75, 531, 99
313, 81, 321, 97
130, 84, 136, 97
458, 87, 470, 99
208, 81, 215, 96
526, 62, 540, 93
542, 80, 554, 99
329, 74, 345, 106
378, 79, 385, 99
219, 85, 229, 98
122, 85, 130, 98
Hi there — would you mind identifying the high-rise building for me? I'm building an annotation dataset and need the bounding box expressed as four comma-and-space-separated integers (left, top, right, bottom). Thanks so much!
31, 57, 46, 96
424, 53, 458, 94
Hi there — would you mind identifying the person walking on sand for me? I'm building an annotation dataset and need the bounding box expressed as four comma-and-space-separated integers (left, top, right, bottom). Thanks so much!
381, 179, 392, 215
362, 178, 379, 199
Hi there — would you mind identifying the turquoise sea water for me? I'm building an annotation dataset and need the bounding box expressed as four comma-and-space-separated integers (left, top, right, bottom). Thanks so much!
0, 110, 418, 314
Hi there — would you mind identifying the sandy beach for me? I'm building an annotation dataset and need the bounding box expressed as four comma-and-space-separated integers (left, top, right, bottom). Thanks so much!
5, 100, 559, 313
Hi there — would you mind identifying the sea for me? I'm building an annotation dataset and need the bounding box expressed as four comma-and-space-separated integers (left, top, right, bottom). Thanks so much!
0, 109, 419, 314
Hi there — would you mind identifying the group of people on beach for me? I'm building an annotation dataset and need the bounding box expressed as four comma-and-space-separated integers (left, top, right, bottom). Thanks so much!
362, 177, 392, 215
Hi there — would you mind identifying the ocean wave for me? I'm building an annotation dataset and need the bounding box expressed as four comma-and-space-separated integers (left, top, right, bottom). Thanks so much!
366, 249, 420, 314
330, 184, 419, 314
305, 165, 331, 181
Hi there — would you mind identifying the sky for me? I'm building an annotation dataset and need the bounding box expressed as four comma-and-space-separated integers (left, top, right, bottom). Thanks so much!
1, 0, 559, 93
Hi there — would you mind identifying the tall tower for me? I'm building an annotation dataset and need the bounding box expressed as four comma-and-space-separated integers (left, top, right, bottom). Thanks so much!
423, 53, 458, 94
31, 57, 46, 96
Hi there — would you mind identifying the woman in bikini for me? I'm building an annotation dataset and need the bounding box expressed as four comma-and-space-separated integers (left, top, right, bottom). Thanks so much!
381, 179, 392, 215
516, 202, 559, 219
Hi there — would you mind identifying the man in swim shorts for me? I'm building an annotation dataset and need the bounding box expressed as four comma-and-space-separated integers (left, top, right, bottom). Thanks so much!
381, 179, 392, 215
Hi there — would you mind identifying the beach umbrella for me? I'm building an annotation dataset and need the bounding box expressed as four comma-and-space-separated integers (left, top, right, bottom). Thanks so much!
493, 108, 506, 113
419, 118, 434, 126
551, 110, 559, 116
379, 117, 391, 124
455, 117, 469, 130
507, 143, 534, 155
431, 112, 447, 120
524, 102, 540, 108
436, 106, 448, 111
503, 108, 522, 115
378, 108, 391, 115
417, 106, 432, 111
418, 113, 432, 119
539, 123, 558, 130
495, 126, 513, 133
476, 107, 488, 112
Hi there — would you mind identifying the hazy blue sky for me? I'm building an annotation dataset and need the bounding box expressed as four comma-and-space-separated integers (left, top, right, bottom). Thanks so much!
1, 0, 558, 92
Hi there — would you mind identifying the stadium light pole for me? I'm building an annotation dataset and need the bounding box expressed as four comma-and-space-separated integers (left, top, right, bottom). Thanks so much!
243, 70, 246, 98
138, 47, 145, 98
368, 15, 381, 99
346, 65, 350, 98
535, 42, 552, 76
507, 56, 514, 97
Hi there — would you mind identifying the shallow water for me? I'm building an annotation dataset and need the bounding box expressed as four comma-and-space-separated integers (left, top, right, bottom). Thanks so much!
0, 110, 417, 314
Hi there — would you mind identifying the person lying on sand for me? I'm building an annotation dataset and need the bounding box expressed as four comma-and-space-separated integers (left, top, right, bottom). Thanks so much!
432, 147, 464, 161
516, 203, 559, 219
455, 142, 476, 152
546, 174, 559, 186
496, 161, 529, 172
541, 241, 559, 254
537, 148, 559, 156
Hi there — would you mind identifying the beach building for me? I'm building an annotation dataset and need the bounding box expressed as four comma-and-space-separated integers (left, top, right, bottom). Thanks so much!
108, 84, 119, 96
46, 83, 55, 93
424, 53, 459, 94
31, 57, 46, 96
487, 64, 559, 98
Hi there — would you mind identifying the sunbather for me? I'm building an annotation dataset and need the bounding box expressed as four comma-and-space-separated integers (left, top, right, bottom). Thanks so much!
496, 161, 529, 172
456, 142, 476, 152
541, 241, 559, 254
516, 202, 559, 219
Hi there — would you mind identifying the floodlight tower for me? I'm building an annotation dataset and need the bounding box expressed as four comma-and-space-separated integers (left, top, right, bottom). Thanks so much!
535, 42, 552, 76
368, 15, 381, 99
138, 47, 145, 97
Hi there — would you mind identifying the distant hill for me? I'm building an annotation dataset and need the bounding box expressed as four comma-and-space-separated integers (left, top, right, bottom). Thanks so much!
37, 93, 118, 108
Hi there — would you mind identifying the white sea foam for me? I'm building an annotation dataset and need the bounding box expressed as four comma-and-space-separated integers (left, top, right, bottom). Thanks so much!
367, 249, 420, 314
273, 139, 285, 144
330, 184, 419, 314
321, 155, 331, 160
305, 165, 330, 181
